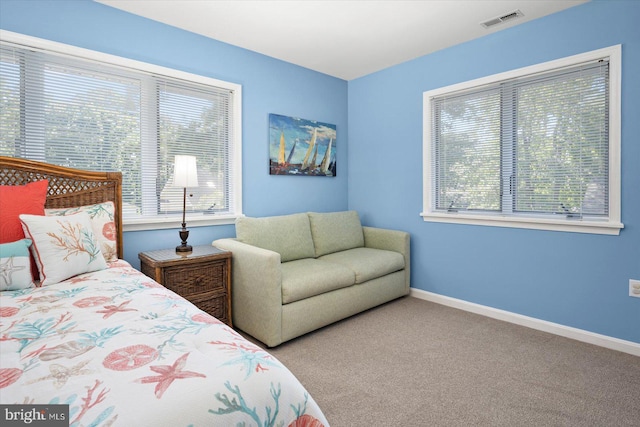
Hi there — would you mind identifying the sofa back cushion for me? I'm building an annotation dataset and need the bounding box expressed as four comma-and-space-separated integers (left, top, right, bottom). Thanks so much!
235, 213, 315, 262
308, 211, 364, 257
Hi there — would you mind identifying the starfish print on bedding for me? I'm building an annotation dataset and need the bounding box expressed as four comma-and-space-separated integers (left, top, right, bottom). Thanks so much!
221, 349, 279, 379
209, 340, 279, 379
136, 352, 205, 399
95, 300, 137, 319
28, 359, 92, 388
0, 256, 26, 287
65, 276, 94, 284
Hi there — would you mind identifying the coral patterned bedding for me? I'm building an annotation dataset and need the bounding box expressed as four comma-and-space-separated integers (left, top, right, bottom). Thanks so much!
0, 261, 329, 426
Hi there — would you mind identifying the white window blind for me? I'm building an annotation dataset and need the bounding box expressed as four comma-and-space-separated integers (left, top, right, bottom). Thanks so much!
423, 46, 622, 235
433, 86, 502, 212
510, 62, 608, 217
0, 32, 241, 228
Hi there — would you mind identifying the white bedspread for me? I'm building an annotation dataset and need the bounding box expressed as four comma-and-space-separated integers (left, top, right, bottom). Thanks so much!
0, 260, 328, 426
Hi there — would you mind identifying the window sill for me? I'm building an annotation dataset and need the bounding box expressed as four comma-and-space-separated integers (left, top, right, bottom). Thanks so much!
123, 213, 239, 232
420, 211, 623, 235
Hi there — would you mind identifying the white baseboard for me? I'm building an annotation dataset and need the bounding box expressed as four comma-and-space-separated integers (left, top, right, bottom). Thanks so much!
410, 288, 640, 357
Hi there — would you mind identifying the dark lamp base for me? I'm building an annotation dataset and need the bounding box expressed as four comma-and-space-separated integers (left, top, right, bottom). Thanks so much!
176, 225, 192, 253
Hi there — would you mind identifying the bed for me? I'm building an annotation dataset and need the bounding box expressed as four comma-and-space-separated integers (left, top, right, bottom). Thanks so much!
0, 156, 329, 426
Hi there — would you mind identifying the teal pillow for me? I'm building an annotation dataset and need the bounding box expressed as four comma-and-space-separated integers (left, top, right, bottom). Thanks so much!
308, 211, 364, 257
0, 238, 35, 291
235, 213, 315, 262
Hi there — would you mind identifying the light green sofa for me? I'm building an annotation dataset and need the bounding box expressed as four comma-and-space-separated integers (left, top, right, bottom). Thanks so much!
212, 211, 410, 347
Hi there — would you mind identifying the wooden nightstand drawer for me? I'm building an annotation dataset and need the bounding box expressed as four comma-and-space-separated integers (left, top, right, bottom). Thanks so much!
162, 262, 226, 296
190, 291, 229, 324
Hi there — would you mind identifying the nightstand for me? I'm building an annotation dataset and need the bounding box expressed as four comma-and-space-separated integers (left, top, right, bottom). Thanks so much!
138, 245, 232, 326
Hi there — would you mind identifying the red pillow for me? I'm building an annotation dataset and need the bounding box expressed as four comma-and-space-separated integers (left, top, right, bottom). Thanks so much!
0, 179, 49, 243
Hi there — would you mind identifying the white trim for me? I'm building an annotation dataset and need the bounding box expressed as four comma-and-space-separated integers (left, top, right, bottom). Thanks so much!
608, 45, 622, 226
420, 211, 623, 235
123, 214, 238, 232
230, 84, 243, 220
410, 288, 640, 357
422, 45, 623, 236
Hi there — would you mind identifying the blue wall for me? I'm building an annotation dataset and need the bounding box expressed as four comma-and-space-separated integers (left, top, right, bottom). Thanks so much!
2, 1, 638, 344
0, 0, 349, 267
348, 0, 640, 344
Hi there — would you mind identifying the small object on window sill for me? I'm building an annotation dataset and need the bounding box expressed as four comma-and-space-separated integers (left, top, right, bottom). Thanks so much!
205, 204, 217, 215
561, 203, 582, 219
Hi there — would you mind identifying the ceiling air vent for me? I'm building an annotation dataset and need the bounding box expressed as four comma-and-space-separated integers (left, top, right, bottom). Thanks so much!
481, 9, 524, 28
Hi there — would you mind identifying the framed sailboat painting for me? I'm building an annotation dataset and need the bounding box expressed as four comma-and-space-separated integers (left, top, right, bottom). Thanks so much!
269, 113, 336, 176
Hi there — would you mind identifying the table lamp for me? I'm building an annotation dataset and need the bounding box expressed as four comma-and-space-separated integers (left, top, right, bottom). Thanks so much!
173, 155, 198, 253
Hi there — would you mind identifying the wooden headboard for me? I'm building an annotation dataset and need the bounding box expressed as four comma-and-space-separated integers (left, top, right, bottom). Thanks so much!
0, 156, 124, 259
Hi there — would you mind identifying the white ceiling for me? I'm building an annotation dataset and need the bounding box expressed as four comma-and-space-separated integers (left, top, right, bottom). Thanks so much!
97, 0, 588, 80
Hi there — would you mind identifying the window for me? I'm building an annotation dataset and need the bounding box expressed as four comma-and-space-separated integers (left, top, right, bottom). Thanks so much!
422, 45, 622, 235
0, 31, 242, 231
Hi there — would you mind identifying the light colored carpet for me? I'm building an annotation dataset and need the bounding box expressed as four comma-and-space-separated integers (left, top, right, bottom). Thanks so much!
261, 296, 640, 426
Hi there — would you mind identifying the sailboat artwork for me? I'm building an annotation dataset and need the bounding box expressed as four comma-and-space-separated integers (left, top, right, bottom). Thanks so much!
269, 113, 337, 176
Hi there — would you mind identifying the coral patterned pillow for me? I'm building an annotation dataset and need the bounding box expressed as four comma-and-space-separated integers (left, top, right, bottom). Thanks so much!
0, 239, 35, 291
19, 212, 108, 286
46, 202, 118, 261
0, 180, 48, 244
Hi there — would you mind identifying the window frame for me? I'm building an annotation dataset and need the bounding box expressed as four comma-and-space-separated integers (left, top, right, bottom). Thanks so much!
0, 30, 243, 232
422, 45, 622, 235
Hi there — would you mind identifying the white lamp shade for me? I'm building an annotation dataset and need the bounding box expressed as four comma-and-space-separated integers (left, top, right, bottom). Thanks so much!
173, 155, 199, 187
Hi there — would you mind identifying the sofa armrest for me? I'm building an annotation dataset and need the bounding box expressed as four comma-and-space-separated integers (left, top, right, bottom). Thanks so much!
362, 227, 410, 291
212, 238, 284, 347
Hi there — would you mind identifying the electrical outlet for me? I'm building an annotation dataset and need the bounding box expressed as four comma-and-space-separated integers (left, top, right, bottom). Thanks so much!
630, 279, 640, 298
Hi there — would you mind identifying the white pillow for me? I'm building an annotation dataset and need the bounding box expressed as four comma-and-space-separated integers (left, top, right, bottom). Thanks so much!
0, 238, 35, 291
46, 201, 118, 262
20, 212, 108, 286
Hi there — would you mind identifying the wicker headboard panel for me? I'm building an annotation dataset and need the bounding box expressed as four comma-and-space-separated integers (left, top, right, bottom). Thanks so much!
0, 156, 124, 259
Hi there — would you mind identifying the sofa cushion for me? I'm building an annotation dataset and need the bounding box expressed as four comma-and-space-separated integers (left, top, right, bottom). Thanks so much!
281, 258, 355, 304
236, 213, 315, 262
319, 247, 405, 284
308, 211, 364, 257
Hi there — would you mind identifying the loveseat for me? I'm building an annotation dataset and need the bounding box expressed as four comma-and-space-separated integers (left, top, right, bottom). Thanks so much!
212, 211, 410, 347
